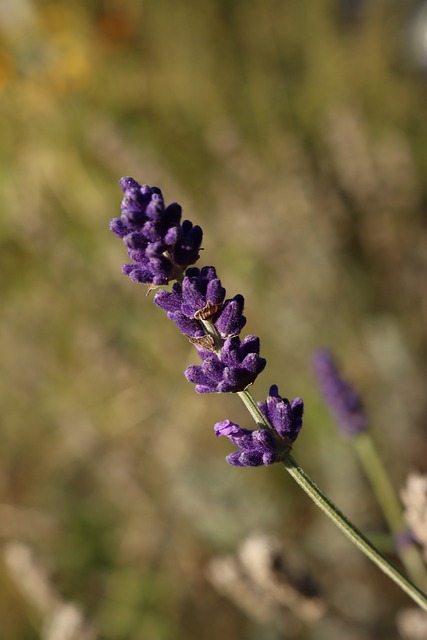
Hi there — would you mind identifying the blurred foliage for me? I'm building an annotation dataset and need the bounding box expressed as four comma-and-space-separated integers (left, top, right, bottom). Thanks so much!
1, 0, 427, 638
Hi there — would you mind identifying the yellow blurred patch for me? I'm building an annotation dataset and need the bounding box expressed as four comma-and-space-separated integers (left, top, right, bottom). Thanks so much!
0, 49, 15, 88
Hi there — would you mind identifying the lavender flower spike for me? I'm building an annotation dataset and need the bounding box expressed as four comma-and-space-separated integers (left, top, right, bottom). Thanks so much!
215, 386, 304, 467
110, 178, 203, 286
313, 349, 369, 436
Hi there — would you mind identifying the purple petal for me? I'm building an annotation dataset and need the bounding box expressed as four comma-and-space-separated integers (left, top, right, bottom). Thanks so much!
110, 218, 129, 238
215, 295, 246, 338
122, 264, 153, 284
259, 386, 304, 444
168, 311, 203, 337
201, 355, 226, 383
214, 419, 245, 438
120, 176, 141, 192
226, 451, 264, 467
153, 284, 183, 313
163, 202, 182, 227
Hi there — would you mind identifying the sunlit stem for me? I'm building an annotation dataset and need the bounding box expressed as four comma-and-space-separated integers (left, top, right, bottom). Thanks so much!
282, 452, 427, 611
237, 388, 427, 612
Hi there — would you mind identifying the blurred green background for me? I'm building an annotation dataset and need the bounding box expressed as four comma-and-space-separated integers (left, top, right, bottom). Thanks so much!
2, 1, 427, 638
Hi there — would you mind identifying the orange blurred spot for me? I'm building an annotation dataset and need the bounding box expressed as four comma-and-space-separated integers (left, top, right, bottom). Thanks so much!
96, 8, 138, 48
0, 49, 15, 88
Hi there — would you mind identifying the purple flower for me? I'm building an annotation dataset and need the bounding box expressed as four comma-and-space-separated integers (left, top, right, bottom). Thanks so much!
154, 281, 204, 338
154, 266, 246, 339
185, 335, 266, 393
258, 384, 304, 445
180, 266, 226, 318
214, 420, 278, 466
110, 178, 305, 469
215, 386, 304, 466
110, 178, 203, 286
169, 220, 203, 268
215, 294, 246, 339
313, 349, 369, 436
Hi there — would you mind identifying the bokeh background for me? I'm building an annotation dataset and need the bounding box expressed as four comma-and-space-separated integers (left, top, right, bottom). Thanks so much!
2, 1, 427, 638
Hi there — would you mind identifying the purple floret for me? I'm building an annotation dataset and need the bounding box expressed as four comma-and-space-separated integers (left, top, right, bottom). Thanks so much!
154, 284, 203, 337
258, 385, 304, 445
313, 349, 369, 436
215, 294, 246, 338
170, 220, 204, 267
180, 266, 226, 318
215, 385, 304, 467
154, 266, 246, 340
214, 420, 278, 467
185, 335, 266, 393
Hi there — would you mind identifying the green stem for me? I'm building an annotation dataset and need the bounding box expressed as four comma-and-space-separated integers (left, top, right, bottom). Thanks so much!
354, 433, 403, 531
282, 452, 427, 611
353, 433, 427, 589
238, 389, 271, 429
237, 389, 427, 611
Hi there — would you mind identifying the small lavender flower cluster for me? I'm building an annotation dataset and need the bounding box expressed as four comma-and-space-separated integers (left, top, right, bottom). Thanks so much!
154, 266, 246, 341
154, 265, 265, 393
313, 349, 368, 436
215, 386, 304, 466
111, 178, 304, 466
110, 177, 203, 286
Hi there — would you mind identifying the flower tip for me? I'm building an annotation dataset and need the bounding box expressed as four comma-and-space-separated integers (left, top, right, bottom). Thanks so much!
291, 397, 304, 413
214, 419, 240, 437
268, 384, 279, 397
119, 176, 140, 192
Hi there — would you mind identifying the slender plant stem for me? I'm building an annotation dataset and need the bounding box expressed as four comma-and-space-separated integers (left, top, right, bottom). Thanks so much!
237, 388, 427, 612
354, 433, 403, 531
282, 452, 427, 612
353, 432, 427, 588
238, 389, 271, 429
